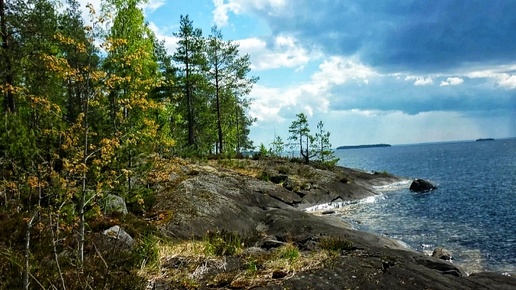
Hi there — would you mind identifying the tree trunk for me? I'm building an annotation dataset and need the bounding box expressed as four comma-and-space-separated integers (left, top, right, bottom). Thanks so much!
78, 96, 90, 268
1, 0, 16, 113
215, 68, 223, 154
23, 210, 38, 290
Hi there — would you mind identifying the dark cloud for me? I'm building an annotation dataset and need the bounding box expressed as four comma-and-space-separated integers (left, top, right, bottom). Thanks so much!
252, 0, 516, 72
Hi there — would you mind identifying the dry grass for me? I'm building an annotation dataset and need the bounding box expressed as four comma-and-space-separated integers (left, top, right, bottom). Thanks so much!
140, 239, 337, 288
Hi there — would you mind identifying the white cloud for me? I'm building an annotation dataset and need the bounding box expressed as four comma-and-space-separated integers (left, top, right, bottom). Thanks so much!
414, 77, 434, 86
498, 74, 516, 89
466, 64, 516, 89
238, 35, 319, 71
440, 77, 464, 86
312, 57, 377, 86
143, 0, 166, 13
212, 0, 240, 27
212, 0, 286, 26
249, 56, 377, 124
147, 22, 180, 54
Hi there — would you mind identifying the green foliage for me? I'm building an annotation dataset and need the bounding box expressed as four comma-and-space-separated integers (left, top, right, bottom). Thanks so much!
314, 121, 339, 166
276, 244, 300, 262
288, 113, 339, 166
259, 171, 271, 182
204, 230, 243, 256
0, 1, 258, 288
259, 143, 268, 157
246, 258, 259, 275
269, 135, 285, 157
133, 234, 160, 268
288, 113, 315, 164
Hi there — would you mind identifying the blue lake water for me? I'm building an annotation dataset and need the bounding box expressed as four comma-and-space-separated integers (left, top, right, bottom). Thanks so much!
334, 138, 516, 274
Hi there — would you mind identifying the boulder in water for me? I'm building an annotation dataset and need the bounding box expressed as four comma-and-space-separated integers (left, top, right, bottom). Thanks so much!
410, 179, 437, 193
432, 247, 453, 261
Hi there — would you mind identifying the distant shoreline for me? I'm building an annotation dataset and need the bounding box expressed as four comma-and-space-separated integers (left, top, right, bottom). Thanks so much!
337, 144, 391, 150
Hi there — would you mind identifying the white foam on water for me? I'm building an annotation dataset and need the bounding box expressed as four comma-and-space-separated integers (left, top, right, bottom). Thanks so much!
371, 179, 412, 192
304, 180, 409, 213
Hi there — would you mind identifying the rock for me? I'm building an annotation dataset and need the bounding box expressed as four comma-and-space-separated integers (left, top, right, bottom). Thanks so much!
270, 174, 288, 184
272, 270, 288, 279
103, 225, 134, 246
410, 179, 437, 193
432, 247, 453, 261
283, 176, 298, 191
151, 160, 516, 289
103, 194, 128, 215
260, 239, 287, 250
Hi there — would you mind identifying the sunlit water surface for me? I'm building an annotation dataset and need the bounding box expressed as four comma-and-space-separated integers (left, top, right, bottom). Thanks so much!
334, 138, 516, 274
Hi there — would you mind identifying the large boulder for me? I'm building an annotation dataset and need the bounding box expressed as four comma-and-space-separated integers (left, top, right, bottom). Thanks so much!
103, 194, 128, 215
410, 179, 437, 193
103, 225, 134, 246
432, 247, 453, 261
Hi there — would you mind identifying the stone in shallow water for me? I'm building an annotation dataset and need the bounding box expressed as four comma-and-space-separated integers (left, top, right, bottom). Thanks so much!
410, 179, 437, 193
432, 247, 453, 261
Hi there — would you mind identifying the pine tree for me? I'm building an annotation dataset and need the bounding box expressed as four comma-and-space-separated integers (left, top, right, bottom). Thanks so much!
173, 15, 207, 153
288, 113, 316, 164
206, 26, 257, 154
314, 121, 339, 166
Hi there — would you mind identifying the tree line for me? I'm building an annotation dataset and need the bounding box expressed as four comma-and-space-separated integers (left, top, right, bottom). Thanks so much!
0, 0, 256, 288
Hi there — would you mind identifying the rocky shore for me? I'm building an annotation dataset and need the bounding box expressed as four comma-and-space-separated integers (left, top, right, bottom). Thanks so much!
148, 159, 516, 289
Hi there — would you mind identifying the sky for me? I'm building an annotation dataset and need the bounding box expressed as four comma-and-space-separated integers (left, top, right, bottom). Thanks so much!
78, 0, 516, 146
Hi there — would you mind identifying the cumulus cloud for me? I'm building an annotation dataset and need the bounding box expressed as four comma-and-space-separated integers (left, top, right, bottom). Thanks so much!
238, 35, 320, 71
497, 74, 516, 89
405, 76, 434, 86
466, 65, 516, 90
312, 57, 377, 86
212, 0, 286, 27
440, 77, 464, 86
249, 56, 376, 123
144, 0, 166, 13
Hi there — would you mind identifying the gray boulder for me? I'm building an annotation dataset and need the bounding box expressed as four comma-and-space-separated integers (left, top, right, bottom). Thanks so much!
103, 225, 134, 246
103, 194, 128, 215
432, 247, 453, 261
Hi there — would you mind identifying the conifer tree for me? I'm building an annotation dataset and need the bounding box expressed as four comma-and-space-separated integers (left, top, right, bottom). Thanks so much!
206, 26, 257, 154
289, 113, 316, 164
314, 121, 339, 166
173, 15, 207, 152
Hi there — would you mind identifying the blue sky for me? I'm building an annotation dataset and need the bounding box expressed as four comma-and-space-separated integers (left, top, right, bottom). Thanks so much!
80, 0, 516, 146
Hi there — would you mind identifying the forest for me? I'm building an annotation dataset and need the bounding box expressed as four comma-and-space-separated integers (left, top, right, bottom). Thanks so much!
0, 0, 257, 288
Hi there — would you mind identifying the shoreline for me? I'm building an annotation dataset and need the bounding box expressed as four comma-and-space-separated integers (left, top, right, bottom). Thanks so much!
304, 177, 516, 276
150, 159, 516, 289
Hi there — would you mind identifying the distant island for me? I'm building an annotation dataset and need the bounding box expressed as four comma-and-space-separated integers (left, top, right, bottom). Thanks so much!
476, 138, 495, 142
337, 144, 391, 150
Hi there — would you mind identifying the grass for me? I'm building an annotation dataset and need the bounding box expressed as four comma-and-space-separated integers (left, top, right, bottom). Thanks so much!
204, 230, 243, 256
318, 236, 354, 253
139, 237, 337, 288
